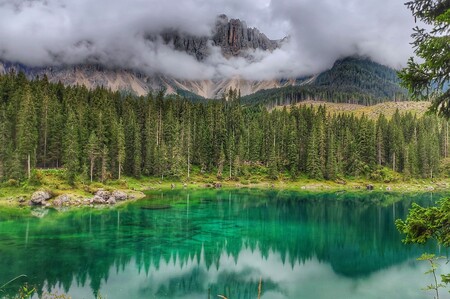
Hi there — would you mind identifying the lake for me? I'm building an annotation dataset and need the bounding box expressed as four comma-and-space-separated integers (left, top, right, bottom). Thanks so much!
0, 189, 448, 299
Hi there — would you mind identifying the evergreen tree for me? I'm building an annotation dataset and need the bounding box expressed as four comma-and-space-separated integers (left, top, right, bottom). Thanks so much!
325, 130, 338, 180
63, 110, 80, 185
306, 122, 323, 179
16, 84, 38, 179
86, 132, 100, 182
116, 119, 126, 180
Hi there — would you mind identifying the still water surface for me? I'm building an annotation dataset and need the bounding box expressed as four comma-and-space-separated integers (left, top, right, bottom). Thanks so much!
0, 190, 448, 299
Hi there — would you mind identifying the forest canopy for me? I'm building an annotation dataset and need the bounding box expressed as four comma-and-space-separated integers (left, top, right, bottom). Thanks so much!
0, 72, 447, 184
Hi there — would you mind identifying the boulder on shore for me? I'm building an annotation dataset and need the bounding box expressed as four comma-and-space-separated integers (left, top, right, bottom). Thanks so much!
53, 194, 71, 207
92, 195, 106, 204
95, 190, 111, 200
30, 191, 52, 205
112, 190, 127, 201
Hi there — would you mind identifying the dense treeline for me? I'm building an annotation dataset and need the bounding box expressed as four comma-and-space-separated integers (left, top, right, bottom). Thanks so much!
242, 57, 408, 107
0, 72, 446, 183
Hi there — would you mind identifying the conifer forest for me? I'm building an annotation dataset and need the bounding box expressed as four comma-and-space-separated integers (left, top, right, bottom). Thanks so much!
0, 72, 446, 184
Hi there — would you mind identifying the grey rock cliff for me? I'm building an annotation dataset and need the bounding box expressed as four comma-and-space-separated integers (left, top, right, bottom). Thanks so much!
0, 15, 285, 99
160, 14, 280, 60
213, 15, 279, 57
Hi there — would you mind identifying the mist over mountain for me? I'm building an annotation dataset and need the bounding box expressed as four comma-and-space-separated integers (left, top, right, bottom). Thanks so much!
0, 4, 412, 100
0, 0, 415, 80
0, 15, 292, 98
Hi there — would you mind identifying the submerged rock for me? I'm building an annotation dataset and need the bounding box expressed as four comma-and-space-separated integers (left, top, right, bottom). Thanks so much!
141, 204, 171, 210
31, 207, 49, 218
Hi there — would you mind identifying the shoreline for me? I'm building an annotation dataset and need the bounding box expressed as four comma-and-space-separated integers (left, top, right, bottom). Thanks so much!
1, 176, 449, 209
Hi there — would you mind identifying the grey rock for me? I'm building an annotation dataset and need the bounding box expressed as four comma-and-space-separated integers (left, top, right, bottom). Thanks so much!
366, 184, 374, 191
92, 195, 106, 204
112, 190, 127, 201
159, 15, 280, 61
31, 191, 52, 205
107, 197, 116, 205
212, 15, 279, 58
53, 194, 71, 207
95, 190, 111, 200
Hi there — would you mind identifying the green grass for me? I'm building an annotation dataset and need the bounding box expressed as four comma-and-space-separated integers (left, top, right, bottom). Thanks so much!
0, 167, 448, 208
278, 100, 431, 120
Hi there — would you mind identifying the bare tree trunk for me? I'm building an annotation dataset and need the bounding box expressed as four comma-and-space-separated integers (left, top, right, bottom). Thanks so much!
392, 152, 396, 172
27, 154, 31, 179
118, 161, 121, 180
90, 158, 94, 182
43, 102, 48, 168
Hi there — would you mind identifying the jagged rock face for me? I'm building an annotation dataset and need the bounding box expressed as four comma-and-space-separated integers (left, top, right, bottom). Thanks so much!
0, 15, 285, 99
160, 30, 210, 61
213, 15, 279, 57
160, 14, 280, 60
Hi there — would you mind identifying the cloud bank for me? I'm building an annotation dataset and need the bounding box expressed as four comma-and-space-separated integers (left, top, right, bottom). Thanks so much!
0, 0, 416, 80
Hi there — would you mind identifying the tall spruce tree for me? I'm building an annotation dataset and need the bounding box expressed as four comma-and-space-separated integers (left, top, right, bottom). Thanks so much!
16, 83, 38, 179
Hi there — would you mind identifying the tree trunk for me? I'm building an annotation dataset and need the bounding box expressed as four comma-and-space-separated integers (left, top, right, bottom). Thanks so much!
187, 144, 190, 179
118, 161, 121, 180
27, 153, 31, 179
90, 158, 94, 182
392, 152, 396, 172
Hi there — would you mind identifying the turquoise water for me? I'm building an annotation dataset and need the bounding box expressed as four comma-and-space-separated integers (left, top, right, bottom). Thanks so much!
0, 190, 448, 299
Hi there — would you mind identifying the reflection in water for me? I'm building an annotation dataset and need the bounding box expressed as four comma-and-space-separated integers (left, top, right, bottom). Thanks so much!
0, 190, 446, 299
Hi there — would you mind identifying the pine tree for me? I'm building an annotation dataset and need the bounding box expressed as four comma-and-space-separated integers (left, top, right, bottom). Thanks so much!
133, 121, 142, 178
116, 119, 126, 180
325, 130, 338, 180
306, 122, 323, 179
16, 84, 38, 179
86, 132, 100, 182
63, 110, 80, 185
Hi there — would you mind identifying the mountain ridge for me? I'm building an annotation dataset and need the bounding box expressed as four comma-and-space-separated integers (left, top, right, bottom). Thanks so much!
0, 16, 406, 102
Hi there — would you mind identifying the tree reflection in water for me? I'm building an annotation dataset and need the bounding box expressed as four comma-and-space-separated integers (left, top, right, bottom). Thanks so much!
0, 190, 444, 299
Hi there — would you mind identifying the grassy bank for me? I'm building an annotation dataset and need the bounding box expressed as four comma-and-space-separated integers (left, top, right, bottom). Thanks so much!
0, 168, 448, 208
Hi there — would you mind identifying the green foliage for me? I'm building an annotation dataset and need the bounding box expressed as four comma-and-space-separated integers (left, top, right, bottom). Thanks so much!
0, 73, 446, 185
18, 283, 35, 299
416, 253, 449, 298
369, 167, 401, 183
399, 0, 450, 117
396, 199, 450, 246
6, 179, 19, 187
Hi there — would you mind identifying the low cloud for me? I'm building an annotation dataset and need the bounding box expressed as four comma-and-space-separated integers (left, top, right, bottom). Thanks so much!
0, 0, 416, 80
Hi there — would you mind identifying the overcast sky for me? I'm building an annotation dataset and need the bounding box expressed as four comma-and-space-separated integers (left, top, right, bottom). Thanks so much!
0, 0, 416, 80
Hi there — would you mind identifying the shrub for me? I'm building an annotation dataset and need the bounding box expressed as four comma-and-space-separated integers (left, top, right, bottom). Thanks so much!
6, 179, 19, 187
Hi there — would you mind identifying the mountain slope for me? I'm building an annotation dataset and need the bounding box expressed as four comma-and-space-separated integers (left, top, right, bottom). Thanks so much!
241, 57, 407, 106
314, 57, 406, 99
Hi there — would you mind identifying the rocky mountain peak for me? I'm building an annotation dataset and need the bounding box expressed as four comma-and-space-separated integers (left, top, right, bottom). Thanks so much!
159, 14, 280, 61
0, 15, 286, 99
213, 15, 278, 57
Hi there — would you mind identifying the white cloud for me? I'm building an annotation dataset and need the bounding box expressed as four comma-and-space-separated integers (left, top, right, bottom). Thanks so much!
0, 0, 417, 80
